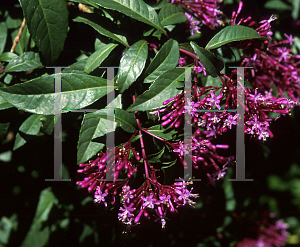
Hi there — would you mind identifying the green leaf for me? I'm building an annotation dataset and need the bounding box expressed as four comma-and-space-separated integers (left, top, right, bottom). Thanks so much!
205, 25, 264, 50
40, 115, 54, 135
91, 0, 167, 35
13, 114, 43, 150
264, 0, 292, 11
77, 111, 113, 163
77, 108, 137, 163
144, 39, 179, 83
0, 52, 18, 62
127, 68, 184, 112
4, 52, 43, 72
153, 0, 169, 10
0, 96, 13, 110
0, 22, 7, 54
158, 3, 187, 26
117, 40, 148, 93
146, 146, 165, 162
115, 108, 137, 133
20, 0, 68, 64
0, 73, 113, 115
190, 42, 224, 77
62, 59, 87, 74
202, 75, 222, 87
147, 124, 177, 141
20, 188, 56, 247
73, 16, 129, 48
5, 15, 22, 29
84, 43, 118, 74
0, 214, 18, 245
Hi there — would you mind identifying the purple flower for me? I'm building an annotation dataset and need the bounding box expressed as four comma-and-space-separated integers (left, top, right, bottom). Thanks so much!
284, 33, 294, 46
142, 194, 158, 209
193, 60, 207, 75
184, 98, 200, 117
224, 114, 238, 129
159, 194, 171, 204
94, 187, 108, 206
206, 91, 221, 110
173, 141, 192, 156
212, 167, 227, 180
122, 185, 135, 203
118, 204, 135, 225
175, 187, 198, 206
185, 13, 201, 36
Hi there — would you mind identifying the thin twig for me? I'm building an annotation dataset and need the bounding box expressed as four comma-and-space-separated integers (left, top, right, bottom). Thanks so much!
10, 18, 26, 53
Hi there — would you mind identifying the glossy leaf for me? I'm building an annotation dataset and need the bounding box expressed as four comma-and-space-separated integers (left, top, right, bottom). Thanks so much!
0, 73, 113, 115
0, 52, 18, 62
190, 42, 224, 77
73, 16, 129, 48
13, 114, 43, 150
4, 52, 43, 72
146, 146, 165, 162
114, 108, 137, 133
0, 22, 7, 54
91, 0, 167, 35
62, 59, 87, 74
84, 43, 118, 74
40, 115, 54, 135
0, 96, 13, 110
20, 0, 68, 64
205, 25, 263, 50
77, 108, 136, 163
153, 0, 169, 10
127, 68, 185, 112
77, 111, 113, 164
144, 39, 179, 84
147, 124, 177, 141
158, 3, 187, 26
20, 188, 56, 247
117, 40, 148, 93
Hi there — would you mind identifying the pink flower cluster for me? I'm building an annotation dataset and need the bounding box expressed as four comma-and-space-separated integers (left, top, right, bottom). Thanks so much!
118, 179, 199, 231
242, 38, 300, 102
171, 0, 223, 32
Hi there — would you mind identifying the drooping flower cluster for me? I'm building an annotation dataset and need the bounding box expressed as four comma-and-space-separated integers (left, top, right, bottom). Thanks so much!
76, 141, 140, 203
228, 1, 300, 102
151, 69, 294, 142
241, 38, 300, 102
118, 179, 199, 231
171, 0, 223, 32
